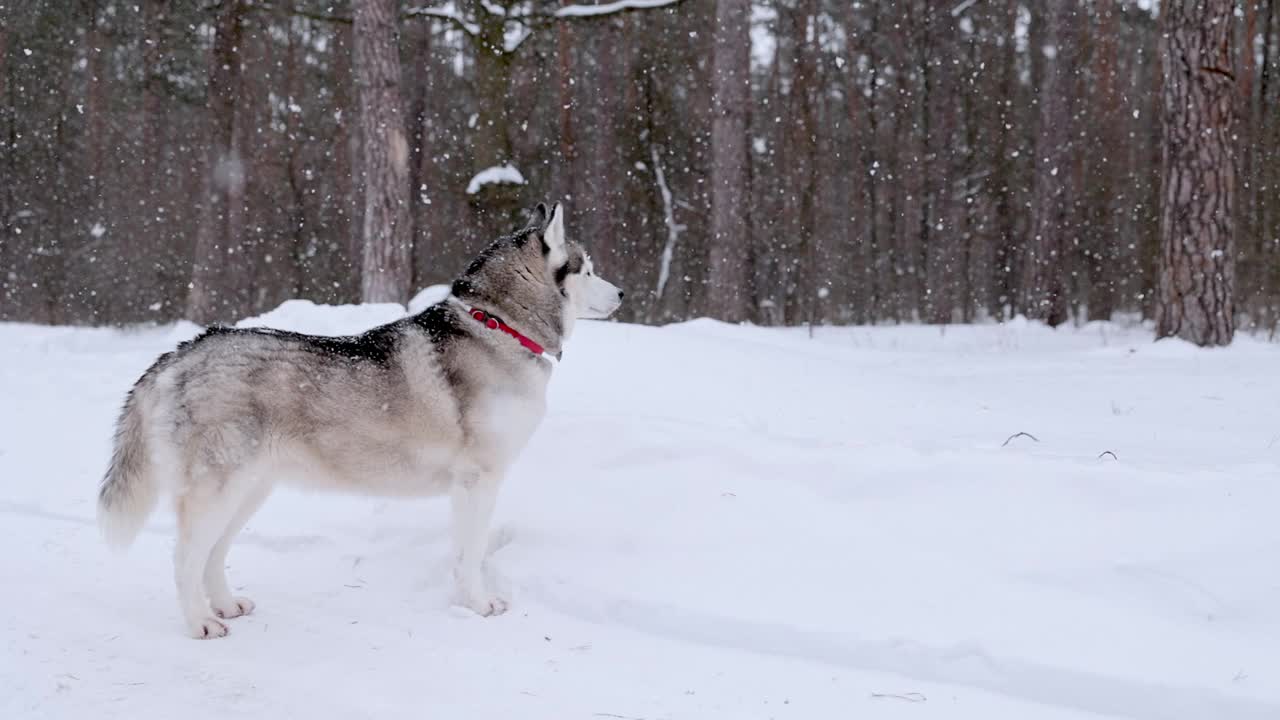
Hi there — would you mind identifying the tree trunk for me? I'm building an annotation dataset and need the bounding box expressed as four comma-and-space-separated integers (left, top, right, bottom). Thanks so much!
332, 21, 362, 302
84, 0, 105, 197
840, 3, 870, 322
1239, 0, 1259, 322
1260, 0, 1278, 331
892, 1, 923, 321
187, 0, 245, 324
990, 0, 1019, 319
1022, 0, 1074, 327
1087, 0, 1122, 322
141, 0, 172, 317
554, 4, 578, 204
468, 9, 523, 243
577, 20, 623, 278
0, 20, 12, 320
407, 18, 434, 291
923, 4, 964, 324
1155, 0, 1236, 346
354, 0, 412, 303
859, 4, 882, 322
706, 0, 750, 321
279, 1, 305, 303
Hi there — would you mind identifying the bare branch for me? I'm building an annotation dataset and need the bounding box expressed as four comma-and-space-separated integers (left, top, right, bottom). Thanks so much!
555, 0, 684, 20
403, 6, 479, 36
251, 3, 351, 24
649, 145, 685, 304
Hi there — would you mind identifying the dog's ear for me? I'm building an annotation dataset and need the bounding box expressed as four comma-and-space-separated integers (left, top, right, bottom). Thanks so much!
541, 202, 567, 264
530, 202, 549, 227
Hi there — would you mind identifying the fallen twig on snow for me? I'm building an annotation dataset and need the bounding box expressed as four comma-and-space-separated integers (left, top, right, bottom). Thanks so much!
1001, 431, 1040, 447
870, 691, 927, 703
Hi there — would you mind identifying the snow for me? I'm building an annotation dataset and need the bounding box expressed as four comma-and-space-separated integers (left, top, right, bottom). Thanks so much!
555, 0, 680, 19
237, 299, 406, 336
2, 307, 1279, 720
503, 24, 532, 54
465, 164, 525, 195
408, 285, 452, 315
750, 4, 777, 70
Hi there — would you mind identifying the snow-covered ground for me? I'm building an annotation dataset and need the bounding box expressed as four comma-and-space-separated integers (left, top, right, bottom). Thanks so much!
2, 305, 1278, 720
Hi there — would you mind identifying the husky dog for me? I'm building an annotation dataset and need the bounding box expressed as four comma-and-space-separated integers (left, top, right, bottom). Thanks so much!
97, 203, 622, 638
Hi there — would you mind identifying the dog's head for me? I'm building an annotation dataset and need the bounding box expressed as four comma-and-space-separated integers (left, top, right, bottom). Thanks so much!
537, 203, 624, 322
450, 202, 623, 349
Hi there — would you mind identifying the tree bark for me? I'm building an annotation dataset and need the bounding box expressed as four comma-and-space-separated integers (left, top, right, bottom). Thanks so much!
354, 0, 412, 303
1155, 0, 1236, 346
706, 0, 750, 321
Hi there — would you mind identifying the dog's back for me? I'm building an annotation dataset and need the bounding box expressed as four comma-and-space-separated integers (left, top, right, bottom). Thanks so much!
99, 308, 470, 524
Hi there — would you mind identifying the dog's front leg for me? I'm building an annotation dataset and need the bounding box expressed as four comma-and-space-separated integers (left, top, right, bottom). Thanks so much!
450, 471, 508, 616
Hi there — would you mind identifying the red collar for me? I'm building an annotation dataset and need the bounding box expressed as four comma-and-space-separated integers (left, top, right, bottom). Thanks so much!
468, 307, 546, 356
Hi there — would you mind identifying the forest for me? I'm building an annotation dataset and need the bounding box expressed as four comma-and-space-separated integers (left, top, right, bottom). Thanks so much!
1, 1, 1275, 340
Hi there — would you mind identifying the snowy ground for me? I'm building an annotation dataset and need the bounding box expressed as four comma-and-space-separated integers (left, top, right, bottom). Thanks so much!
2, 303, 1278, 720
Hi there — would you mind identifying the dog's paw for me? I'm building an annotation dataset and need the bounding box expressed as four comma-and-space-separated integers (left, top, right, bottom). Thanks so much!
189, 617, 230, 639
211, 596, 255, 619
462, 593, 509, 617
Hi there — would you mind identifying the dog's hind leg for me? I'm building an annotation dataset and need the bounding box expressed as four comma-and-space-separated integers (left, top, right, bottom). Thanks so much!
173, 475, 244, 639
450, 471, 508, 617
204, 478, 271, 621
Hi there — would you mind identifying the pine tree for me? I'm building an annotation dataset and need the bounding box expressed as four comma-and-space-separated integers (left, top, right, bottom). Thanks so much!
1155, 0, 1237, 346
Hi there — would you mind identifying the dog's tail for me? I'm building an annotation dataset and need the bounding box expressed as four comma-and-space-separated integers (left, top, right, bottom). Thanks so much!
97, 385, 159, 549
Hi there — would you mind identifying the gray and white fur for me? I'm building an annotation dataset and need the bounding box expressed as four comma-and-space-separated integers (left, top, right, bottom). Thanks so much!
97, 202, 623, 638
